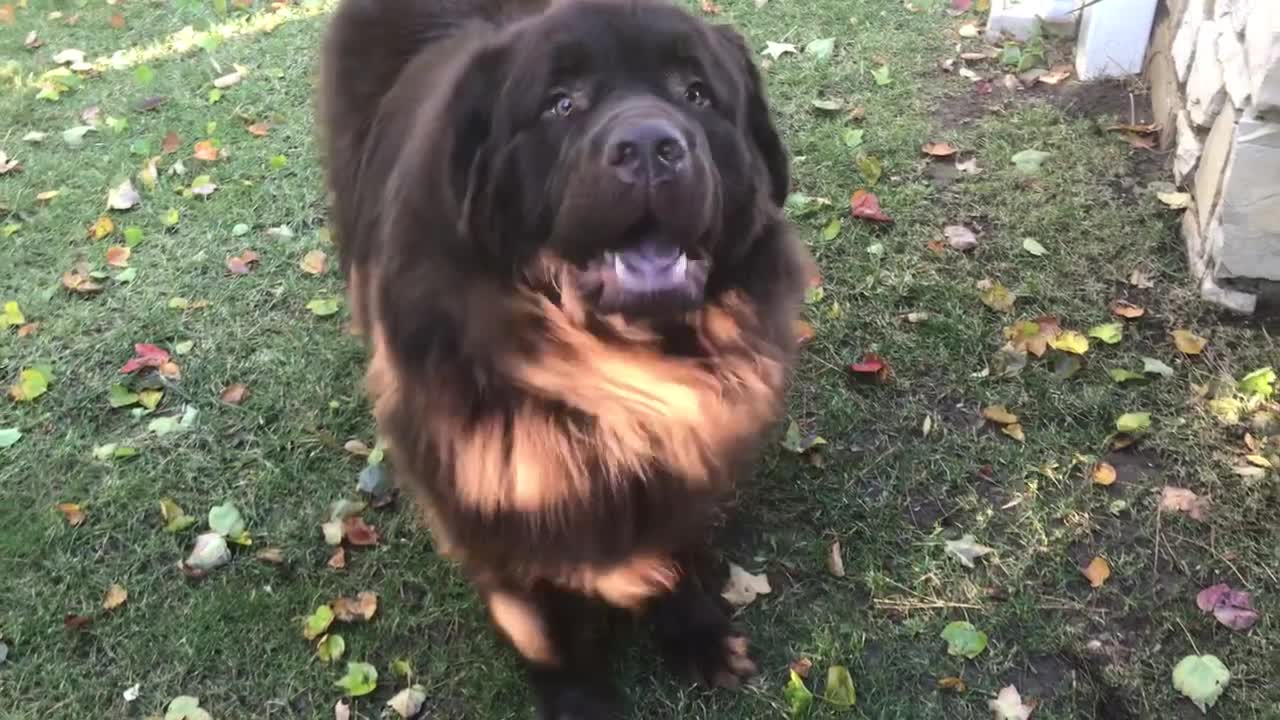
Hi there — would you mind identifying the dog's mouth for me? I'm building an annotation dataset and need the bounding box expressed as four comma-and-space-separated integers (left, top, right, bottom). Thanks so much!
575, 220, 711, 318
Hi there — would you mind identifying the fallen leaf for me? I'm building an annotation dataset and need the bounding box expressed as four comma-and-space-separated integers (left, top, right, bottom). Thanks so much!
307, 297, 342, 316
722, 562, 771, 607
982, 405, 1019, 425
1001, 423, 1026, 442
937, 676, 967, 693
64, 614, 93, 631
762, 41, 798, 60
386, 685, 428, 718
193, 140, 218, 162
943, 224, 977, 250
317, 633, 346, 663
1091, 463, 1117, 486
226, 251, 258, 275
183, 532, 230, 572
1003, 316, 1061, 357
1049, 330, 1089, 355
783, 669, 813, 718
850, 189, 892, 223
848, 353, 892, 383
256, 547, 285, 564
213, 71, 242, 89
923, 141, 959, 158
304, 604, 335, 640
107, 179, 140, 210
0, 427, 22, 449
1011, 149, 1050, 175
700, 0, 721, 13
1238, 367, 1276, 399
825, 665, 856, 707
220, 383, 249, 405
1142, 357, 1174, 377
106, 245, 131, 268
944, 534, 994, 568
165, 695, 212, 720
1128, 268, 1155, 288
1172, 655, 1230, 713
10, 367, 51, 402
870, 64, 892, 85
958, 21, 979, 37
1171, 329, 1208, 355
990, 685, 1035, 720
328, 547, 347, 569
284, 247, 328, 278
1157, 191, 1191, 209
827, 541, 845, 577
190, 175, 217, 196
102, 583, 128, 610
1159, 486, 1210, 521
979, 281, 1015, 313
803, 37, 835, 61
1082, 556, 1110, 588
342, 516, 380, 546
120, 343, 170, 374
2, 301, 25, 327
1114, 412, 1151, 433
332, 591, 378, 623
1109, 300, 1145, 319
208, 502, 246, 540
334, 661, 378, 697
1021, 238, 1048, 256
940, 620, 987, 658
0, 150, 19, 175
1087, 323, 1123, 345
57, 502, 86, 527
1196, 584, 1260, 631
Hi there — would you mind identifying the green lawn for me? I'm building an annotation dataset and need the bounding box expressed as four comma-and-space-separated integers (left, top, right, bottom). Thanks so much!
2, 0, 1278, 718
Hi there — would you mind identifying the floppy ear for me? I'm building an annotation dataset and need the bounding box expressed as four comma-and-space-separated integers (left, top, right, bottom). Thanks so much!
713, 25, 790, 207
447, 45, 511, 235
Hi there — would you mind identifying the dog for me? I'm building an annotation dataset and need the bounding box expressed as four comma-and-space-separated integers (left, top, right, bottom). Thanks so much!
318, 0, 812, 715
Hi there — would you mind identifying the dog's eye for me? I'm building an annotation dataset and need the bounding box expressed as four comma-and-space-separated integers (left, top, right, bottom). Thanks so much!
545, 92, 575, 118
683, 82, 711, 108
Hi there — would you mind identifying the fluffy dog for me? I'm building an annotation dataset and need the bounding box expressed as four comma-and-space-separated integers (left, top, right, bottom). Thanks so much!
319, 0, 812, 715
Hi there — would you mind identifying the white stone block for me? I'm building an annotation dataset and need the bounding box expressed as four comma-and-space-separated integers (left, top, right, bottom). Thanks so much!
1173, 0, 1211, 82
1228, 0, 1251, 35
1217, 26, 1251, 107
1187, 20, 1226, 126
1201, 273, 1258, 313
1194, 104, 1239, 233
984, 0, 1079, 42
1216, 116, 1280, 281
1244, 1, 1280, 111
1074, 0, 1159, 79
1175, 111, 1204, 184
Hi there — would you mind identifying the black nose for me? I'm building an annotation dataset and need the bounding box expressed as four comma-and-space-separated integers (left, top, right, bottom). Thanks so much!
606, 119, 688, 185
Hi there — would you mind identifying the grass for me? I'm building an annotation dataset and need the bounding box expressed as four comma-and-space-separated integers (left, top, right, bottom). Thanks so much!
2, 0, 1278, 718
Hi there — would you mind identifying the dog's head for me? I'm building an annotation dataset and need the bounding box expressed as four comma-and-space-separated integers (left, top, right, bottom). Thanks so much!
436, 0, 788, 319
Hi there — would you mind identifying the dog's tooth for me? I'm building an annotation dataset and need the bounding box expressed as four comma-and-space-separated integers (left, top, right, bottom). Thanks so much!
672, 252, 687, 278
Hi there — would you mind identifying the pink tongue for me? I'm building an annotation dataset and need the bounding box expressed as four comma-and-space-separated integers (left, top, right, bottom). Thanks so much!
618, 240, 682, 274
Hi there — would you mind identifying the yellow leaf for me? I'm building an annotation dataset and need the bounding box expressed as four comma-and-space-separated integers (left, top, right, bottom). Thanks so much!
937, 676, 967, 693
1001, 423, 1025, 442
57, 502, 86, 527
794, 319, 816, 346
299, 249, 327, 275
1082, 556, 1110, 588
1171, 329, 1208, 355
1246, 455, 1272, 468
979, 281, 1015, 313
90, 215, 114, 240
982, 405, 1019, 425
102, 583, 128, 610
1048, 330, 1089, 355
1091, 462, 1116, 486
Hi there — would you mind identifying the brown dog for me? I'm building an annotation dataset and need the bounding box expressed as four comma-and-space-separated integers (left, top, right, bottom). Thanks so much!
318, 0, 812, 716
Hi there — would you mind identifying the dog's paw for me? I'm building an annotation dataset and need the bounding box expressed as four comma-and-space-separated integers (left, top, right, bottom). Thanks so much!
534, 675, 622, 720
662, 620, 758, 690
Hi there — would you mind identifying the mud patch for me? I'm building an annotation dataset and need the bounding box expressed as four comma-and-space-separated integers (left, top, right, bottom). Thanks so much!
1047, 80, 1154, 124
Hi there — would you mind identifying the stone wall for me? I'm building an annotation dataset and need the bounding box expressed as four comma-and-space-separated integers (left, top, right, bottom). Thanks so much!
1146, 0, 1280, 313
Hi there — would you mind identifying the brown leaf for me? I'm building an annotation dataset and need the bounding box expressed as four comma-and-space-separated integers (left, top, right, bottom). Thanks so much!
18, 322, 40, 337
226, 251, 258, 275
1109, 299, 1145, 319
64, 613, 93, 630
922, 141, 958, 157
193, 140, 219, 161
105, 245, 130, 268
1082, 556, 1111, 588
299, 249, 327, 275
255, 547, 285, 564
62, 267, 104, 295
849, 189, 893, 223
220, 383, 249, 405
699, 0, 720, 13
102, 583, 128, 610
1091, 462, 1117, 486
1159, 486, 1210, 521
794, 320, 816, 347
1001, 423, 1025, 442
342, 516, 379, 546
57, 502, 86, 527
789, 657, 814, 678
327, 547, 347, 569
1003, 316, 1061, 357
331, 591, 378, 622
108, 12, 125, 29
246, 121, 271, 137
161, 131, 181, 154
937, 676, 967, 693
1171, 329, 1208, 355
982, 405, 1019, 425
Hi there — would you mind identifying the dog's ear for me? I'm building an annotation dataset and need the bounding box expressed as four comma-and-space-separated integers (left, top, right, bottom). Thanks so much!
446, 44, 511, 225
713, 25, 790, 207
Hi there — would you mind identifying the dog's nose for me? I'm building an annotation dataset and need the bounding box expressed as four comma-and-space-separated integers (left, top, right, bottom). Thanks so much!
606, 119, 687, 185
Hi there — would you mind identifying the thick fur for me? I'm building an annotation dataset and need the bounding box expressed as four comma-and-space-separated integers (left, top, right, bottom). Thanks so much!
319, 0, 812, 715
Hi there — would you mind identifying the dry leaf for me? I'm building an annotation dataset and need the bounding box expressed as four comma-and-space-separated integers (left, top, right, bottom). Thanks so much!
1091, 462, 1117, 486
922, 141, 958, 157
106, 245, 130, 268
790, 657, 814, 678
721, 562, 771, 607
849, 189, 893, 223
827, 541, 845, 577
943, 224, 977, 251
979, 280, 1015, 312
1159, 486, 1210, 521
220, 383, 249, 405
213, 71, 242, 88
1171, 329, 1208, 355
990, 684, 1036, 719
57, 502, 86, 527
794, 320, 816, 347
342, 516, 379, 546
300, 249, 327, 275
102, 583, 128, 610
193, 140, 218, 161
255, 547, 285, 564
162, 132, 181, 154
328, 547, 347, 569
1128, 268, 1154, 288
332, 591, 378, 622
1110, 299, 1145, 319
1082, 556, 1111, 588
982, 405, 1019, 425
938, 676, 967, 693
246, 122, 271, 137
1001, 423, 1025, 442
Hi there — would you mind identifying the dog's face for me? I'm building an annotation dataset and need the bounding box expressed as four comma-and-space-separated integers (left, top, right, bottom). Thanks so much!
449, 0, 789, 319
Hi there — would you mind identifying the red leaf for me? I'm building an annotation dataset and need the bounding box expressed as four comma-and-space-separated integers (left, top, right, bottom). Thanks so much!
64, 613, 93, 630
342, 516, 380, 546
193, 140, 219, 162
162, 132, 181, 154
849, 189, 893, 224
951, 0, 972, 8
328, 547, 347, 569
849, 353, 893, 383
120, 343, 171, 374
220, 383, 249, 405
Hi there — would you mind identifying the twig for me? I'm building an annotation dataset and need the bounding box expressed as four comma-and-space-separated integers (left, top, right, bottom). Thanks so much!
874, 598, 983, 610
1070, 0, 1110, 15
1175, 617, 1201, 655
1169, 532, 1250, 587
1152, 508, 1162, 600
